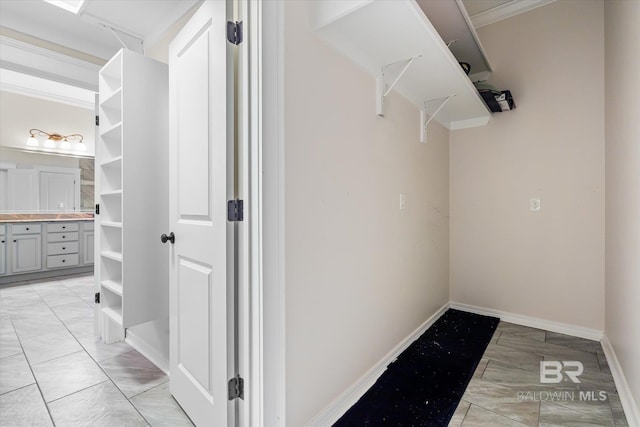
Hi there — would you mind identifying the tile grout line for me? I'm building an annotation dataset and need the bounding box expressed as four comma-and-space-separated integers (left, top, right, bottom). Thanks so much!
478, 358, 490, 377
484, 322, 623, 426
7, 275, 154, 427
21, 277, 98, 426
91, 351, 155, 425
0, 382, 35, 397
459, 399, 471, 424
469, 402, 530, 426
39, 279, 155, 426
45, 379, 112, 405
9, 315, 57, 427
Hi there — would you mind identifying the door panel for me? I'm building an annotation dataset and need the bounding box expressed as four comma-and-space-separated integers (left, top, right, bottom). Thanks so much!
169, 1, 235, 426
83, 232, 95, 265
177, 31, 211, 219
7, 169, 38, 211
177, 257, 212, 390
12, 235, 42, 273
40, 172, 76, 211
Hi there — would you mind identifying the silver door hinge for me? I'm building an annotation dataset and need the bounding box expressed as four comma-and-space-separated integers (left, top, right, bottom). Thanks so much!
227, 200, 244, 222
228, 375, 244, 400
227, 21, 243, 45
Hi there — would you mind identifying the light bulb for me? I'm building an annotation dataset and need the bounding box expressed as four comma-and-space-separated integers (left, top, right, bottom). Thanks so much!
76, 142, 86, 151
60, 139, 71, 149
44, 138, 56, 148
26, 136, 39, 147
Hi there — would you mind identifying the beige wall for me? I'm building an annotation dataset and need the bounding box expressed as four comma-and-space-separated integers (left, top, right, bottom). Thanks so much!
284, 2, 450, 425
0, 146, 79, 169
449, 0, 605, 330
0, 91, 95, 156
604, 0, 640, 416
145, 5, 199, 64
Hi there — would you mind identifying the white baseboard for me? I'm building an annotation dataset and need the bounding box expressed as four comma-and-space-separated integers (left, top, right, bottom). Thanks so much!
307, 302, 616, 427
306, 303, 450, 427
449, 301, 603, 341
125, 330, 170, 375
601, 335, 640, 427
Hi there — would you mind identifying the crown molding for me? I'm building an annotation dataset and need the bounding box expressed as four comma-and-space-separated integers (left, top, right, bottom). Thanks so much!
0, 35, 100, 92
1, 67, 95, 109
0, 81, 94, 110
470, 0, 558, 29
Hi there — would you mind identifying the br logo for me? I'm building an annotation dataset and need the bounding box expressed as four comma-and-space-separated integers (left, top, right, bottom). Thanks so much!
540, 361, 584, 383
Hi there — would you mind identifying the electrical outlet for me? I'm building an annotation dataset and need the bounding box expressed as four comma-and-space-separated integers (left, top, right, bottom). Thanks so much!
400, 193, 406, 210
530, 198, 541, 212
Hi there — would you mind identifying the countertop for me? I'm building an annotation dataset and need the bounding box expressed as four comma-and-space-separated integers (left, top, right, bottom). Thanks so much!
0, 213, 94, 223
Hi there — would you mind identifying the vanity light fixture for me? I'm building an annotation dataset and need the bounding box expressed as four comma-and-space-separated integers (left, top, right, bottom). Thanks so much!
26, 128, 84, 150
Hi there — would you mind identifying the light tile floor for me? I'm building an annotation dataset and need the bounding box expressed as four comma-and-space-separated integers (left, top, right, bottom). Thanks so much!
450, 321, 629, 426
0, 274, 193, 427
2, 276, 631, 427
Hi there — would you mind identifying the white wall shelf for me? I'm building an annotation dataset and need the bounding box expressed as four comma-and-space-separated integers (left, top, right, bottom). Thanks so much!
100, 122, 123, 139
311, 0, 491, 130
100, 190, 123, 197
101, 279, 123, 296
416, 0, 493, 82
100, 88, 122, 112
102, 305, 123, 325
101, 221, 123, 229
100, 250, 123, 263
100, 156, 122, 169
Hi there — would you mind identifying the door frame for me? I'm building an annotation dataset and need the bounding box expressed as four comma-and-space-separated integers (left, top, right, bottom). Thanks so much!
243, 0, 286, 425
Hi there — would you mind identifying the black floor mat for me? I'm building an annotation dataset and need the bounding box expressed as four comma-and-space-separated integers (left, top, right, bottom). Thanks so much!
334, 309, 499, 426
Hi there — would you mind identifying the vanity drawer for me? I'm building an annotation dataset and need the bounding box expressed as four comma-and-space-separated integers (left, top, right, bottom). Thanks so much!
11, 224, 41, 234
47, 254, 79, 269
47, 232, 79, 243
48, 223, 79, 233
47, 242, 79, 256
0, 225, 5, 235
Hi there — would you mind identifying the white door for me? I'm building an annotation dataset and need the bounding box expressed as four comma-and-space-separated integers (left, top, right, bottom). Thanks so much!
7, 169, 39, 211
169, 1, 236, 426
40, 171, 77, 211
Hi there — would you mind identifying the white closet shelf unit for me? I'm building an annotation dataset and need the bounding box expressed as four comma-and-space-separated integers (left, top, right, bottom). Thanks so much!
97, 48, 168, 344
311, 0, 492, 132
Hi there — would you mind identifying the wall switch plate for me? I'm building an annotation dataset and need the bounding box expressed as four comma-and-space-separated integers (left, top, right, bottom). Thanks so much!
400, 193, 406, 210
530, 198, 541, 212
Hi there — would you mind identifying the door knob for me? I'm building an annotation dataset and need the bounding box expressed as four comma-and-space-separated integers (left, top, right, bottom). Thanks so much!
160, 232, 175, 244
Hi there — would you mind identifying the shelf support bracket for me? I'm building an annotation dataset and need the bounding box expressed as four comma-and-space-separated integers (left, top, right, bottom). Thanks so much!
101, 24, 144, 54
420, 95, 455, 143
376, 55, 421, 116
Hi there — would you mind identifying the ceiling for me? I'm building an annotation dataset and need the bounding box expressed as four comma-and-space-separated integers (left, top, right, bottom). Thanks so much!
461, 0, 558, 28
0, 0, 201, 61
0, 0, 560, 61
0, 0, 556, 95
462, 0, 512, 17
0, 0, 559, 62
